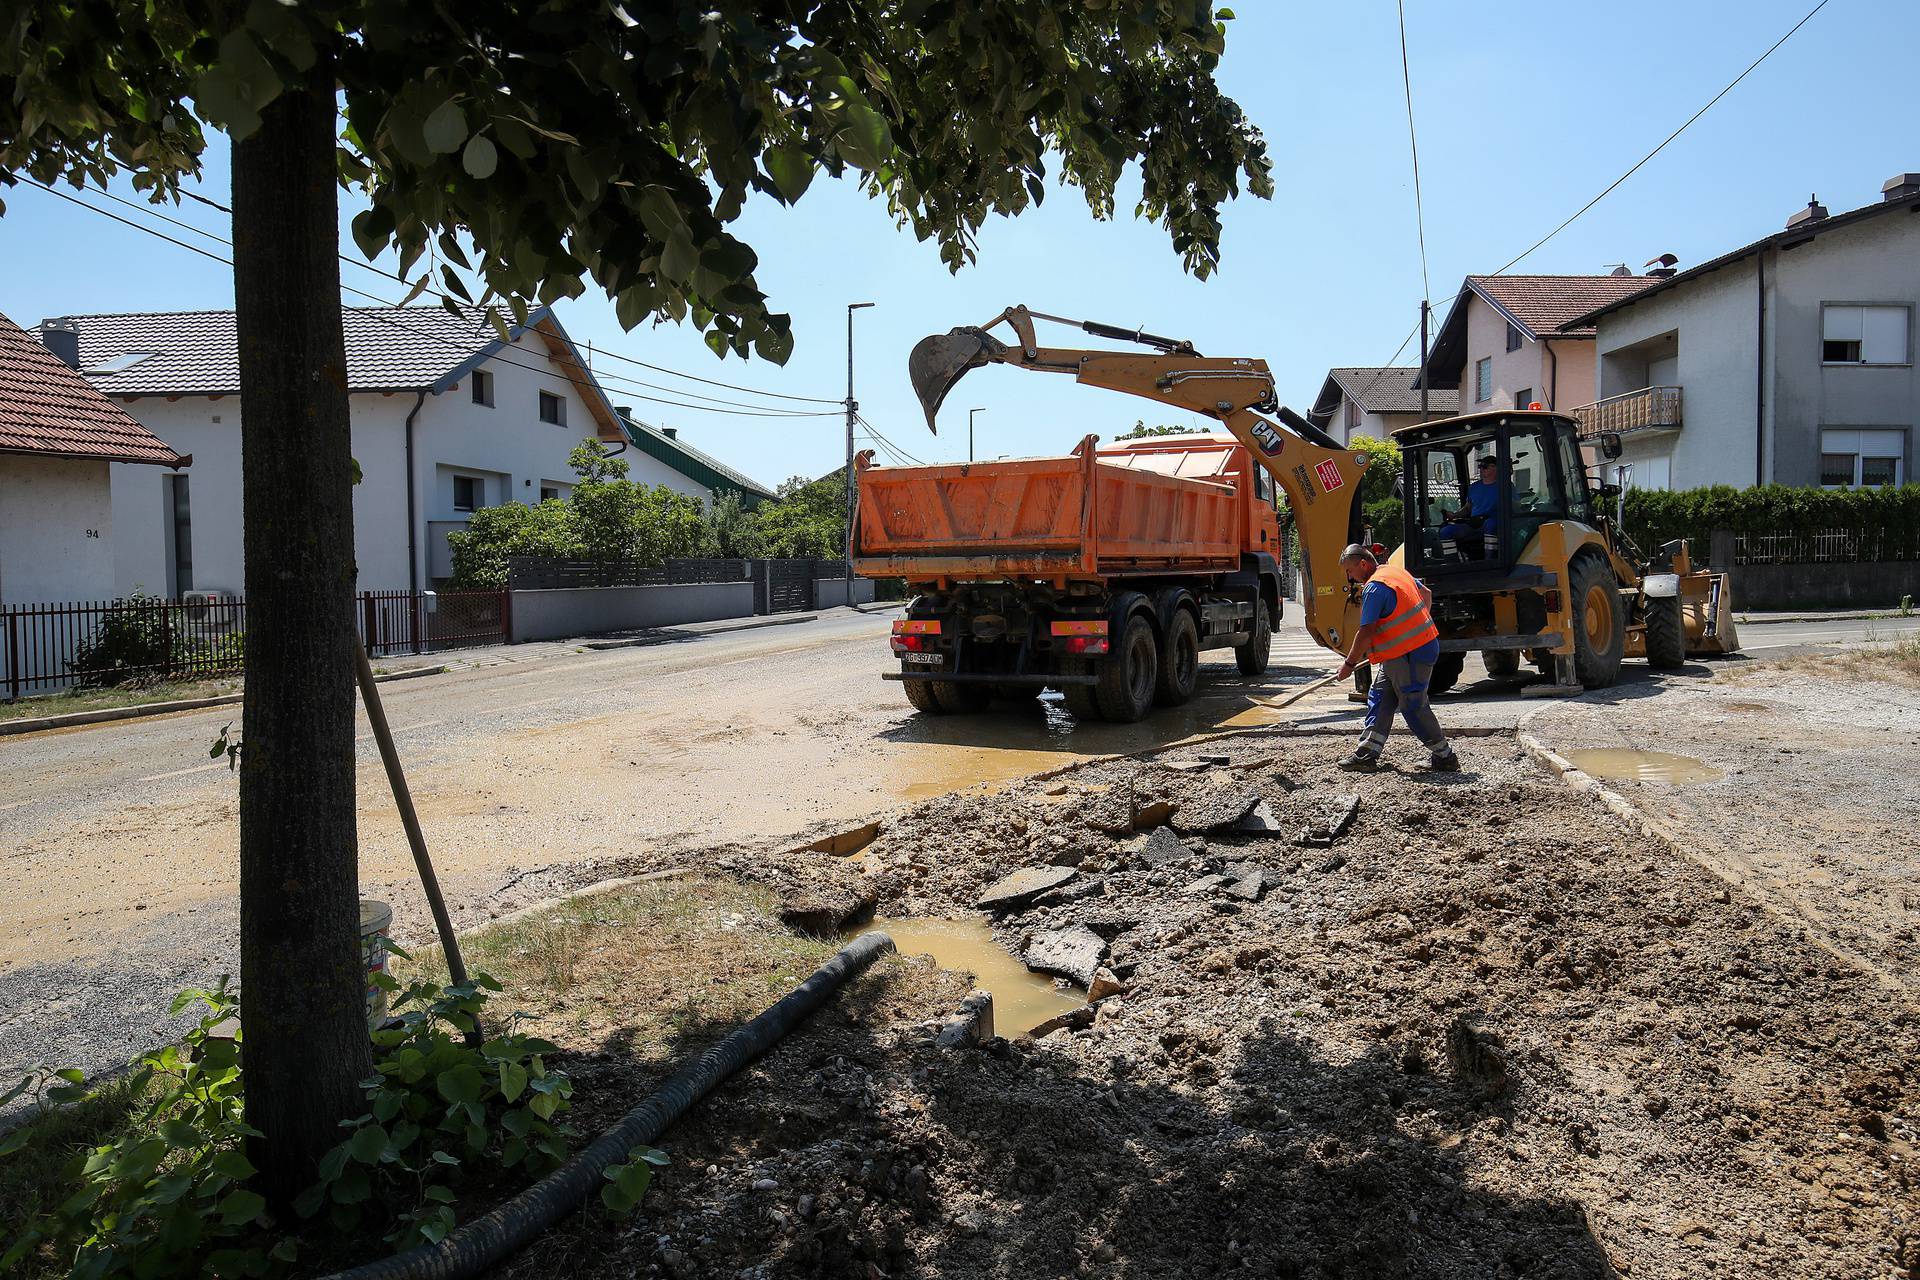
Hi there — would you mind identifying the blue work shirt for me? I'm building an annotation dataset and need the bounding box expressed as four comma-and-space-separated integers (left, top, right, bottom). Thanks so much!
1360, 578, 1440, 665
1465, 478, 1500, 529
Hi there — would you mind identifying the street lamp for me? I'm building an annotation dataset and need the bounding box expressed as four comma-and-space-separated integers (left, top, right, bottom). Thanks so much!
968, 407, 985, 463
843, 302, 875, 587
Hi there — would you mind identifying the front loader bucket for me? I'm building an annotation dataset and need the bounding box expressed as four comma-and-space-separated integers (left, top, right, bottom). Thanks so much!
908, 327, 1006, 433
1682, 569, 1741, 655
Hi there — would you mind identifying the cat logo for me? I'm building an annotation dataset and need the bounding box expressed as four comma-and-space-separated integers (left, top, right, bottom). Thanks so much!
1249, 420, 1285, 455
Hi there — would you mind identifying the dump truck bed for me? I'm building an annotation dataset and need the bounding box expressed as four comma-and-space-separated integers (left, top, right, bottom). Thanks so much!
854, 436, 1246, 581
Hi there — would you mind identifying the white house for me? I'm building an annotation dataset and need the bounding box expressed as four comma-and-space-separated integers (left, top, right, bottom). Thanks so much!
0, 310, 186, 608
39, 305, 773, 595
1305, 367, 1457, 445
1562, 176, 1920, 492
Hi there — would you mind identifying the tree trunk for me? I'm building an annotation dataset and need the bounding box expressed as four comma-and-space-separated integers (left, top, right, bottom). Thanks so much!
231, 62, 373, 1205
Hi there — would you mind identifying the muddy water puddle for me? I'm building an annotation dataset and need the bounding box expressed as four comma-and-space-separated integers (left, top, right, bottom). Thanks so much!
1566, 748, 1725, 784
855, 916, 1084, 1034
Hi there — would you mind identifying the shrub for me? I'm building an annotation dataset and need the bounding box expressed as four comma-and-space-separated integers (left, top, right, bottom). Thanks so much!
66, 594, 241, 688
447, 501, 578, 590
1622, 484, 1920, 558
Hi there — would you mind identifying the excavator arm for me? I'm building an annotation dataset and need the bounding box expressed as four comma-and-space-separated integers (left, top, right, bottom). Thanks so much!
908, 305, 1373, 653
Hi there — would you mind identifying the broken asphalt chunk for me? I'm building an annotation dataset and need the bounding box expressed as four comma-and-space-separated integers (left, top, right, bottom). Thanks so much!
1024, 924, 1107, 987
1233, 800, 1288, 838
975, 865, 1078, 913
1139, 826, 1191, 867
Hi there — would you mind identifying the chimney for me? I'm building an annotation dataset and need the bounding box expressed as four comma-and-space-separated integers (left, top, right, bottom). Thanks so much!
39, 319, 81, 368
1883, 172, 1920, 202
661, 426, 678, 439
613, 404, 632, 420
1786, 194, 1828, 230
1643, 253, 1680, 279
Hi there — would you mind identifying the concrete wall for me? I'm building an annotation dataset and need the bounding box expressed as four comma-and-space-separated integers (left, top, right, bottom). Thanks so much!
508, 581, 754, 642
1, 455, 114, 605
813, 577, 876, 609
1732, 560, 1920, 611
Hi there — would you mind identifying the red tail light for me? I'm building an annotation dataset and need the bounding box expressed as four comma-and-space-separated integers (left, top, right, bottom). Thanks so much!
891, 617, 941, 655
1062, 635, 1109, 656
1052, 619, 1109, 656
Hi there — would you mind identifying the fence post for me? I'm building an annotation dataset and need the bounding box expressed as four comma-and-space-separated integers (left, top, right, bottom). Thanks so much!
6, 611, 18, 701
360, 592, 377, 656
411, 591, 424, 655
498, 589, 512, 645
160, 601, 174, 682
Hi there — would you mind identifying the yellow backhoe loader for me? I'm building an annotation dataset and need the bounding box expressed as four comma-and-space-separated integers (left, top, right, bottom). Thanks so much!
890, 305, 1737, 703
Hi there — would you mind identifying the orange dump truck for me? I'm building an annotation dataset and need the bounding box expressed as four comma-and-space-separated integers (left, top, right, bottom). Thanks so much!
852, 431, 1287, 722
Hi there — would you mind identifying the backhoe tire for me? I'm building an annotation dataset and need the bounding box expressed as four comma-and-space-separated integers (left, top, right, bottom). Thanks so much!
933, 681, 992, 714
1096, 612, 1159, 723
1570, 553, 1627, 688
901, 676, 945, 715
1235, 601, 1273, 676
1483, 648, 1522, 678
1154, 609, 1201, 707
1428, 651, 1465, 697
1353, 663, 1372, 698
1644, 593, 1686, 669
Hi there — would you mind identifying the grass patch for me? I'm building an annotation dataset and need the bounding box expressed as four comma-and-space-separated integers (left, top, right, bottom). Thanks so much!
0, 678, 240, 722
1739, 630, 1920, 686
0, 1077, 149, 1275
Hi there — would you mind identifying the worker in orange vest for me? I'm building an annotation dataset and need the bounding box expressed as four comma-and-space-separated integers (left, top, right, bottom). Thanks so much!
1333, 544, 1460, 773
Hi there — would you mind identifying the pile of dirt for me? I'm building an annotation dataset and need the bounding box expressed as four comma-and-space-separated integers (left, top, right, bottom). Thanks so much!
532, 735, 1917, 1279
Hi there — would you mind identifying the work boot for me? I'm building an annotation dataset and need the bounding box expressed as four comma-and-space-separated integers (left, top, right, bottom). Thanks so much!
1336, 750, 1379, 773
1423, 748, 1461, 773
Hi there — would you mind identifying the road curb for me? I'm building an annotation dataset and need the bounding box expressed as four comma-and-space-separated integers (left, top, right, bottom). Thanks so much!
579, 613, 818, 650
0, 664, 448, 739
1739, 611, 1904, 624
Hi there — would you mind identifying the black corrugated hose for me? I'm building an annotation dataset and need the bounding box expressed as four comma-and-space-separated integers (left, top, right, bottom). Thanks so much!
319, 931, 898, 1280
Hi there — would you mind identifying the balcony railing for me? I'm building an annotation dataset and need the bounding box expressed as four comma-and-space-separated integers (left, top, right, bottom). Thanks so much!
1570, 385, 1682, 439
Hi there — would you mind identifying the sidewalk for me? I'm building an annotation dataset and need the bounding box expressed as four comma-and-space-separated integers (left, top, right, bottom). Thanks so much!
1738, 606, 1913, 624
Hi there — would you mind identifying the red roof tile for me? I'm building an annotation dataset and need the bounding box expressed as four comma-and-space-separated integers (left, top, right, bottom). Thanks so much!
0, 312, 184, 466
1468, 275, 1658, 338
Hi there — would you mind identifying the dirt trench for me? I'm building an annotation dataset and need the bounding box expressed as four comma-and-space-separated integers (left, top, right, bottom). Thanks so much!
509, 733, 1918, 1280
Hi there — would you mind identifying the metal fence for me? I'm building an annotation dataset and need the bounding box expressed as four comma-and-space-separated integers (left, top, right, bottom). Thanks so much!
1731, 528, 1919, 565
3, 590, 507, 698
504, 557, 751, 590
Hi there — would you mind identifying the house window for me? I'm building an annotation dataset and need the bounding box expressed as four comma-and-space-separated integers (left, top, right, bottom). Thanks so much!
1819, 429, 1906, 488
1506, 323, 1524, 353
540, 485, 561, 503
453, 475, 482, 512
1513, 387, 1533, 411
168, 474, 193, 596
470, 368, 494, 407
538, 390, 566, 425
1474, 357, 1492, 403
1822, 305, 1909, 365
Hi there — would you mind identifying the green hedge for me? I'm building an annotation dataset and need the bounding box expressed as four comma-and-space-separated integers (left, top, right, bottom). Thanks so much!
1622, 484, 1920, 556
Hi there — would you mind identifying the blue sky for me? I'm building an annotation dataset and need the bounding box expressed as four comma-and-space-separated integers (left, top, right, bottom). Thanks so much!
2, 0, 1912, 490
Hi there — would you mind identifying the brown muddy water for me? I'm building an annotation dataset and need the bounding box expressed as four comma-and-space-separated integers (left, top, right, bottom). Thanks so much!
1566, 748, 1725, 784
854, 916, 1084, 1034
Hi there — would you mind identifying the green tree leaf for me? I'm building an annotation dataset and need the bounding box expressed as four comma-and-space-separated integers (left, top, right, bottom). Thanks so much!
462, 134, 498, 179
422, 99, 469, 155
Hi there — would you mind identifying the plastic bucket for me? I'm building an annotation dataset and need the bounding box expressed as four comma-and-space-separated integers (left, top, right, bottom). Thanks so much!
360, 899, 393, 1029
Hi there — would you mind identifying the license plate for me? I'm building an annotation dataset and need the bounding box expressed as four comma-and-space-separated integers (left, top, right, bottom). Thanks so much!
903, 652, 944, 665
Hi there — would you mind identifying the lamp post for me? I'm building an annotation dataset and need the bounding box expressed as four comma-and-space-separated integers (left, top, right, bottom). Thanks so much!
968, 407, 985, 463
844, 301, 874, 586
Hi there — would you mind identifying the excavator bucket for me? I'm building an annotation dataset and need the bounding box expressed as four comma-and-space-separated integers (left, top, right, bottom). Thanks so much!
908, 327, 1006, 433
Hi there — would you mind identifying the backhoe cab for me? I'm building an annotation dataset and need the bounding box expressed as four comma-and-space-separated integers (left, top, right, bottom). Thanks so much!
1386, 409, 1738, 695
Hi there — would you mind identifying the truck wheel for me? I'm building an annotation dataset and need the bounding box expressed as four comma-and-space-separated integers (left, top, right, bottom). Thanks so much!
1063, 677, 1102, 720
901, 677, 945, 714
1235, 601, 1272, 676
1483, 649, 1521, 678
1095, 613, 1159, 723
1644, 594, 1686, 669
1570, 553, 1626, 688
1154, 609, 1201, 706
1428, 651, 1465, 696
933, 681, 992, 714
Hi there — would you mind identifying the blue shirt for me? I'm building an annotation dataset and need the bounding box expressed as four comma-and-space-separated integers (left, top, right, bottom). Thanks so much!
1360, 577, 1440, 665
1466, 478, 1500, 527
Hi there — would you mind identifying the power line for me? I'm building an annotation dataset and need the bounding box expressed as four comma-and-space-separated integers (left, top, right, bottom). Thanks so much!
1395, 0, 1430, 308
20, 180, 842, 422
77, 181, 843, 407
1493, 0, 1832, 274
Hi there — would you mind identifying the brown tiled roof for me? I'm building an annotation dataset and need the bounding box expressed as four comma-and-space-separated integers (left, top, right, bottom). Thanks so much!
1326, 367, 1460, 416
56, 305, 508, 396
1468, 275, 1657, 338
0, 311, 184, 466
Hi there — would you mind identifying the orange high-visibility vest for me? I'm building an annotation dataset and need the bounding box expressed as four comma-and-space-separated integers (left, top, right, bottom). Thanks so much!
1366, 563, 1441, 663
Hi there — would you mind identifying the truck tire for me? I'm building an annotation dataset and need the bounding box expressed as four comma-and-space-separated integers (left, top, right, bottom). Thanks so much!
933, 681, 992, 713
901, 676, 945, 714
1644, 593, 1686, 669
1235, 601, 1272, 676
1428, 651, 1465, 696
1154, 609, 1201, 706
1062, 671, 1102, 720
1570, 552, 1626, 688
1096, 612, 1159, 723
1483, 648, 1521, 678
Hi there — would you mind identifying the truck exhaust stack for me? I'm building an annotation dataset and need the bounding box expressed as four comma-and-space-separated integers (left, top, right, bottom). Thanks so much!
908, 327, 1006, 432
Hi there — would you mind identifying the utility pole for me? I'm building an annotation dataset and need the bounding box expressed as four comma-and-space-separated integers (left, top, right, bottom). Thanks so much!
1418, 299, 1430, 420
968, 407, 985, 463
844, 301, 874, 586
